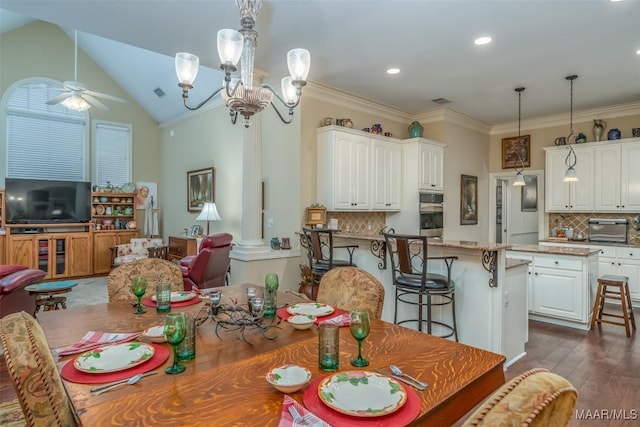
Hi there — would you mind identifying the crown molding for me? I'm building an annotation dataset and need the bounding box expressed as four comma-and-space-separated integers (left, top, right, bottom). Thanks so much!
490, 101, 640, 136
412, 109, 492, 134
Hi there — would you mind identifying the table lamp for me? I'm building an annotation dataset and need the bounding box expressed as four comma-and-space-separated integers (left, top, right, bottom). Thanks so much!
196, 202, 221, 236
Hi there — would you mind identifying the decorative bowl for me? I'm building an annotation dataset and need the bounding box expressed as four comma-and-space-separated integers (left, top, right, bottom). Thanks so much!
288, 314, 316, 330
142, 325, 166, 343
102, 219, 113, 226
265, 365, 311, 393
99, 196, 108, 203
122, 182, 136, 193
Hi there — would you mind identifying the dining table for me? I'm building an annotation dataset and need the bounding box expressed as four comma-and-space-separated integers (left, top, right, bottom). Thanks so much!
40, 283, 506, 426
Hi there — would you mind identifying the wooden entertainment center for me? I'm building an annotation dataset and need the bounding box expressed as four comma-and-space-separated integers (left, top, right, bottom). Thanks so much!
0, 190, 139, 279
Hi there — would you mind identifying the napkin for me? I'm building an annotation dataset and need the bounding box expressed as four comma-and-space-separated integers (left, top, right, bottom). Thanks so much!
57, 331, 141, 356
278, 395, 332, 427
317, 313, 350, 327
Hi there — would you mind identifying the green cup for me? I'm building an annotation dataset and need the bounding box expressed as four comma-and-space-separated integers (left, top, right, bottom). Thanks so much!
156, 283, 171, 313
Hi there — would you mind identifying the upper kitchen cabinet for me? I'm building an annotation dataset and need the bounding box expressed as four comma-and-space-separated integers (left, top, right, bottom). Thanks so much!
592, 139, 640, 212
544, 145, 594, 212
620, 141, 640, 211
371, 139, 402, 211
400, 138, 446, 193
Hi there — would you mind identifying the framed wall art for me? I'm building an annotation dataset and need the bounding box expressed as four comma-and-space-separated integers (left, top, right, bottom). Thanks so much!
460, 174, 478, 225
502, 135, 530, 169
521, 175, 538, 212
135, 182, 157, 210
187, 167, 215, 212
305, 205, 327, 227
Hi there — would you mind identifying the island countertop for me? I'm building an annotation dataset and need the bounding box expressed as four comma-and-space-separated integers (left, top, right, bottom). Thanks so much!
510, 244, 600, 257
334, 233, 513, 251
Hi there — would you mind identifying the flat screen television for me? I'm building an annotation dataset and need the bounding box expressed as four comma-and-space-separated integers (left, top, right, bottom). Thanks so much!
5, 178, 92, 224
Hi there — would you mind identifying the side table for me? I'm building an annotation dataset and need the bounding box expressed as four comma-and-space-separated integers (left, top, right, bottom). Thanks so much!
24, 280, 78, 316
168, 236, 198, 261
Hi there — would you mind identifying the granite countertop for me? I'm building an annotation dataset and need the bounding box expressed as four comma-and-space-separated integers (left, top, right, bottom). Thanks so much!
506, 258, 532, 269
539, 239, 640, 248
334, 233, 513, 251
510, 244, 600, 257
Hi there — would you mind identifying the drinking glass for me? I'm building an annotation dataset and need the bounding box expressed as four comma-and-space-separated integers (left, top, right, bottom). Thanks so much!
164, 312, 187, 374
251, 297, 264, 319
349, 309, 370, 367
131, 276, 147, 314
264, 273, 279, 318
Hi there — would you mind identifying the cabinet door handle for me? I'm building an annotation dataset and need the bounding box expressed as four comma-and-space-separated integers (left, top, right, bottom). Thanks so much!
535, 272, 538, 276
555, 261, 559, 265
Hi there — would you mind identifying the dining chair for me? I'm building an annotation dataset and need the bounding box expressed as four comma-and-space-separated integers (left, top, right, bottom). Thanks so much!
107, 258, 183, 302
316, 267, 385, 319
382, 231, 459, 340
462, 368, 577, 426
0, 311, 78, 426
301, 227, 358, 300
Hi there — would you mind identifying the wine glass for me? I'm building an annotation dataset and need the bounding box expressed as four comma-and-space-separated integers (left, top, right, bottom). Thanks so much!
164, 312, 187, 374
349, 309, 371, 367
131, 276, 148, 314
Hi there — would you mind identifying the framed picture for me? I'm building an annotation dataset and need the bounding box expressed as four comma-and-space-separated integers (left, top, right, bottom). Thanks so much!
460, 174, 478, 225
187, 167, 215, 212
305, 206, 327, 226
502, 135, 530, 169
135, 182, 157, 210
188, 224, 202, 237
521, 175, 538, 212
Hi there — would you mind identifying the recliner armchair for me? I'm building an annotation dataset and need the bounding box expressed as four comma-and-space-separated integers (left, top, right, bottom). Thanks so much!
181, 233, 233, 290
0, 266, 47, 319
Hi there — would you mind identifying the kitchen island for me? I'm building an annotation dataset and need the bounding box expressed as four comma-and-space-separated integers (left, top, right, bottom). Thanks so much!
325, 233, 528, 368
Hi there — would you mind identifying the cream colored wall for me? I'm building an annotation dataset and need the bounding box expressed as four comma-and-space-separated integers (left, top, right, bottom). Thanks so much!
0, 21, 161, 232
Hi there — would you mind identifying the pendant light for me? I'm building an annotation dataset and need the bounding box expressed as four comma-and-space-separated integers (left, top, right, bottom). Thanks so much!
563, 75, 579, 182
513, 87, 526, 186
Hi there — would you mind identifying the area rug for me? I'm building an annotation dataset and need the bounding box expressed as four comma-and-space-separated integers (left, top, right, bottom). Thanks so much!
0, 399, 25, 427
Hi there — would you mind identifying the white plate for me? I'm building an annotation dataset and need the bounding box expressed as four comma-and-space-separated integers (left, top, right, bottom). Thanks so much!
74, 342, 155, 374
142, 325, 167, 343
286, 303, 334, 317
151, 291, 197, 302
318, 371, 407, 417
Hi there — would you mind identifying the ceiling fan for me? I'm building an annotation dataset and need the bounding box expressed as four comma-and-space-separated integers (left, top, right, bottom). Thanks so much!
46, 30, 125, 112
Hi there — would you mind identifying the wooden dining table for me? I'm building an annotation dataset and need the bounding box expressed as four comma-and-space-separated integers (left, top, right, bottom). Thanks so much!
40, 283, 506, 426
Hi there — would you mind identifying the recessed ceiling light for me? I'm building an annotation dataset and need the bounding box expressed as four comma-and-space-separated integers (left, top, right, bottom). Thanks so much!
474, 36, 492, 46
387, 68, 400, 75
609, 0, 624, 2
636, 48, 640, 55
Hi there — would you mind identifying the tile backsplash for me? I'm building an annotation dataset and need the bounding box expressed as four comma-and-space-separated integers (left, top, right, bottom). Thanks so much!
549, 213, 640, 243
327, 211, 386, 234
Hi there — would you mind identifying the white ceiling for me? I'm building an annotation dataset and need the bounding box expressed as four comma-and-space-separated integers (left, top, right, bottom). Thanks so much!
1, 0, 639, 125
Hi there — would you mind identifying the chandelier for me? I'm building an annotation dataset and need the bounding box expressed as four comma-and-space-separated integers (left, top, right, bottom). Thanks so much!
174, 0, 311, 128
512, 87, 526, 187
563, 75, 579, 182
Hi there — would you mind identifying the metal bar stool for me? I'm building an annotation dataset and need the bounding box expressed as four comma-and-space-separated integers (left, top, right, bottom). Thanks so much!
590, 274, 636, 337
382, 231, 459, 341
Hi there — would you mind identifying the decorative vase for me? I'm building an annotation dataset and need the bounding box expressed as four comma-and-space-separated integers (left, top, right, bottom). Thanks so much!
575, 132, 587, 144
409, 121, 423, 138
607, 128, 621, 140
593, 119, 606, 142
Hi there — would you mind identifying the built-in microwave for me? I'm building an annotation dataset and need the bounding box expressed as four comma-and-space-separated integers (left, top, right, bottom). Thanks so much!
419, 192, 444, 238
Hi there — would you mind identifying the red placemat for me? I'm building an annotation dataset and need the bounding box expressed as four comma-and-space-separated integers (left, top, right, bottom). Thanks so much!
302, 374, 421, 426
277, 306, 347, 324
61, 343, 170, 384
141, 295, 202, 308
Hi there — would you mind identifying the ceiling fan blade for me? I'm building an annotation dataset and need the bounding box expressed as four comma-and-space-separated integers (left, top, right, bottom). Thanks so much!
84, 89, 126, 103
83, 93, 110, 111
46, 92, 72, 105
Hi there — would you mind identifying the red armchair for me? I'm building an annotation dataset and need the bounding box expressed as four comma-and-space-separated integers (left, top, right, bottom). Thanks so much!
180, 233, 233, 291
0, 266, 47, 318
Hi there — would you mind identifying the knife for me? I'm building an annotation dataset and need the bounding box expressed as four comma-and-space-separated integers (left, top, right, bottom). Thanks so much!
374, 368, 427, 391
90, 371, 158, 392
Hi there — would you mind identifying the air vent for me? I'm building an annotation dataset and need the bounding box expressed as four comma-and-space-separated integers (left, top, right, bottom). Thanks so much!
153, 87, 166, 98
431, 97, 451, 105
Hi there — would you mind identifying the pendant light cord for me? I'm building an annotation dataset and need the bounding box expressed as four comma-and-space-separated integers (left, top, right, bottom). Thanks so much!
565, 75, 578, 168
514, 87, 525, 175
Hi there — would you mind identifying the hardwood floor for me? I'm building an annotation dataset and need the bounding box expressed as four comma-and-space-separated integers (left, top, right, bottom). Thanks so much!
1, 318, 637, 425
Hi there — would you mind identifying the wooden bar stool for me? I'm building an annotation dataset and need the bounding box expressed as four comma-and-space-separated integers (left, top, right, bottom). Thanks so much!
590, 275, 636, 337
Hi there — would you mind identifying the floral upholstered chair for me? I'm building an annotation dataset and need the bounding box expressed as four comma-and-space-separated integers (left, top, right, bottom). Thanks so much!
110, 237, 168, 268
316, 267, 385, 319
462, 368, 577, 427
107, 258, 183, 302
0, 311, 78, 426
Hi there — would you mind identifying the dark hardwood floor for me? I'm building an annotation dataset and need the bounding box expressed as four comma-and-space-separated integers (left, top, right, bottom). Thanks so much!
1, 317, 637, 425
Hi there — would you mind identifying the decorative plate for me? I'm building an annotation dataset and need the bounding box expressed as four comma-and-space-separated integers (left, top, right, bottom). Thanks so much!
151, 291, 197, 302
73, 342, 155, 374
287, 303, 334, 317
122, 182, 136, 193
318, 371, 407, 417
95, 205, 105, 215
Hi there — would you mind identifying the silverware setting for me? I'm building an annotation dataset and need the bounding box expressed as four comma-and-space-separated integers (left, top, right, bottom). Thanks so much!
90, 371, 158, 395
389, 364, 429, 389
374, 368, 427, 391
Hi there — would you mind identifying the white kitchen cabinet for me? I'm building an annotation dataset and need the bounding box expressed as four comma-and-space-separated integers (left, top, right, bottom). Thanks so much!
594, 141, 640, 211
372, 139, 401, 211
620, 142, 640, 211
419, 141, 444, 192
544, 145, 594, 212
594, 245, 640, 302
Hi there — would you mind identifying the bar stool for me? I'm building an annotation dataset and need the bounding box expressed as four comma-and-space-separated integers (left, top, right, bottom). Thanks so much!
382, 231, 458, 341
590, 274, 636, 337
301, 227, 358, 300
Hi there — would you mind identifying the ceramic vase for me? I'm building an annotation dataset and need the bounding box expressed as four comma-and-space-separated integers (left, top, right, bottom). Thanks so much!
409, 121, 423, 138
593, 119, 606, 142
607, 128, 621, 140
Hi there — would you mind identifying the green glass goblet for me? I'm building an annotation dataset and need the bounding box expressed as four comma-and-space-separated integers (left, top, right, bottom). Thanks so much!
349, 309, 371, 367
164, 312, 187, 374
131, 276, 148, 314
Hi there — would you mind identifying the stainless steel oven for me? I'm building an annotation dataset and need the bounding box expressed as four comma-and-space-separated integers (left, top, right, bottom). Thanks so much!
419, 192, 444, 238
588, 218, 628, 243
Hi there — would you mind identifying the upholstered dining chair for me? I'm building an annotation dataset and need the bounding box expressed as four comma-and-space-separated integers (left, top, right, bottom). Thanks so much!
462, 368, 578, 427
316, 267, 385, 319
0, 311, 78, 426
107, 258, 183, 302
